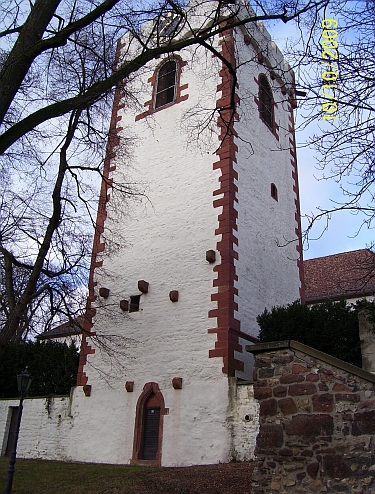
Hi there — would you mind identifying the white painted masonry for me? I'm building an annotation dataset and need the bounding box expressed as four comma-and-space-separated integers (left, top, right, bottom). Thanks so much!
0, 396, 73, 460
1, 1, 301, 467
233, 24, 301, 379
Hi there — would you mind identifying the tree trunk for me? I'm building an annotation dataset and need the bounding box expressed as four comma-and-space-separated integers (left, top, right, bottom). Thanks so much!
0, 0, 61, 125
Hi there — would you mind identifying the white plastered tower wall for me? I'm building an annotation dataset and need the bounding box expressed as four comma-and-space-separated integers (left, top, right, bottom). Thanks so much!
232, 16, 303, 379
0, 3, 303, 468
69, 1, 303, 467
73, 35, 236, 466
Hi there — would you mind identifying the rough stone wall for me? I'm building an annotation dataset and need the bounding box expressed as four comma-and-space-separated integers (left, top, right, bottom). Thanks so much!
248, 341, 375, 494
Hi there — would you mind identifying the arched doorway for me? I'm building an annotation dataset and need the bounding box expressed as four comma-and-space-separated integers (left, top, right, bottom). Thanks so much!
131, 382, 166, 466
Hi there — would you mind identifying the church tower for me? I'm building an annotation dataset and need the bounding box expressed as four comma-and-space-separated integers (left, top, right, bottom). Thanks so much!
73, 2, 304, 467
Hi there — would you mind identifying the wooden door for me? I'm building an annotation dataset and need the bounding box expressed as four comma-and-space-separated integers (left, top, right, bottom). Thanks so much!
142, 407, 160, 460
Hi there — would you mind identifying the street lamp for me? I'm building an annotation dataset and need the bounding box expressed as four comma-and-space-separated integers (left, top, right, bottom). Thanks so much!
3, 368, 32, 494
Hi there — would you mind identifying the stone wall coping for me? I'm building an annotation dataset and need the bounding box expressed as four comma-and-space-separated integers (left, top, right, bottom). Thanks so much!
0, 394, 70, 401
246, 339, 375, 383
236, 379, 252, 386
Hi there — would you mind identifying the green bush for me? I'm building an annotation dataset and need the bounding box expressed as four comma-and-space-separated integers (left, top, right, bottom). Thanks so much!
0, 340, 79, 398
256, 299, 374, 368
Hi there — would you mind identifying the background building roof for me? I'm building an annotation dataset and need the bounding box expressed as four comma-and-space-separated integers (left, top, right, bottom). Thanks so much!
304, 249, 375, 303
37, 315, 85, 340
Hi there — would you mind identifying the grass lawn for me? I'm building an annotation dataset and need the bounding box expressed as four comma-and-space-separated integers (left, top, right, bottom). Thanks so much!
0, 457, 255, 493
0, 457, 158, 494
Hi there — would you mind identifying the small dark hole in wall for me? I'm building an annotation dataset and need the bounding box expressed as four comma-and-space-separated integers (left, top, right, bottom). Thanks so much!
129, 295, 141, 312
271, 183, 278, 201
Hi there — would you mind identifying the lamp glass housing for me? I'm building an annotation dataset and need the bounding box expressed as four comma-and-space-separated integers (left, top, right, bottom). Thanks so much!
16, 368, 32, 398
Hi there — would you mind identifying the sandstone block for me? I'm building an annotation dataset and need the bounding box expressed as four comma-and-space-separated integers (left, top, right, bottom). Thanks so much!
280, 374, 304, 384
256, 424, 284, 449
285, 414, 333, 436
306, 374, 319, 382
323, 454, 353, 479
260, 398, 277, 416
306, 462, 319, 479
273, 385, 287, 397
278, 397, 298, 415
289, 383, 317, 396
292, 364, 308, 374
312, 394, 334, 413
254, 387, 272, 400
352, 411, 375, 435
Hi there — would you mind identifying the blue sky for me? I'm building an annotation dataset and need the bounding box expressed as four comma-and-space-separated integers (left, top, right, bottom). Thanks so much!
297, 126, 375, 260
266, 17, 375, 261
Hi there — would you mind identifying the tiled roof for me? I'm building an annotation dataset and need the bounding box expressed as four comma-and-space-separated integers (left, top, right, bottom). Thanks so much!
37, 315, 85, 340
304, 249, 375, 303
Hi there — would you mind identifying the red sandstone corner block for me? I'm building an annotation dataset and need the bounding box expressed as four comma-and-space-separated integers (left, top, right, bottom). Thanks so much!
172, 377, 183, 389
125, 381, 134, 392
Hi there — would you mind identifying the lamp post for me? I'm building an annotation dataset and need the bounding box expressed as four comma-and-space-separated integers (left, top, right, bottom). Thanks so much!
3, 368, 32, 494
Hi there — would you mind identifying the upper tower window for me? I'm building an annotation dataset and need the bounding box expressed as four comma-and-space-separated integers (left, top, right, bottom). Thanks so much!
135, 56, 188, 121
259, 75, 273, 129
155, 60, 177, 109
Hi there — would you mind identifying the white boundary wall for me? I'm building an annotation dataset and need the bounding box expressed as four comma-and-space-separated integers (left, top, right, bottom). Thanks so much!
0, 396, 73, 461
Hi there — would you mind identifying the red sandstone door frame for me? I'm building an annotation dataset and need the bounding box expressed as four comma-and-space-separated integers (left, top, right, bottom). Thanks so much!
131, 382, 166, 466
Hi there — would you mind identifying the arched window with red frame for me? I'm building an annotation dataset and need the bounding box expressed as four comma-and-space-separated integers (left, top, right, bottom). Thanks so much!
155, 60, 177, 109
259, 75, 273, 129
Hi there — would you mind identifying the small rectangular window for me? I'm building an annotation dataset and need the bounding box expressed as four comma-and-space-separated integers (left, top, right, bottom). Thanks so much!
129, 295, 141, 312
